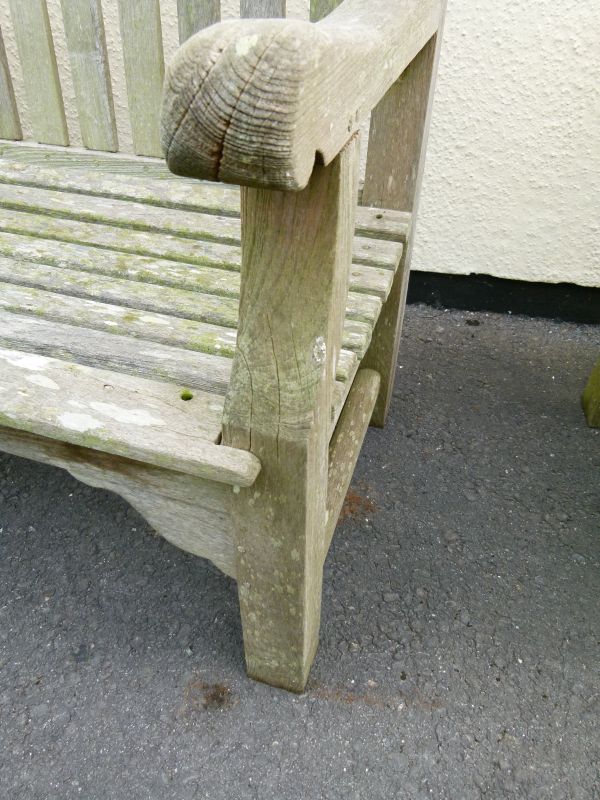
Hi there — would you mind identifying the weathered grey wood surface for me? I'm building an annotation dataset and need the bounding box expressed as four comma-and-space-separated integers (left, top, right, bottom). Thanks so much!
0, 27, 21, 140
0, 146, 405, 381
362, 15, 446, 426
60, 0, 118, 152
0, 228, 384, 345
0, 181, 404, 268
223, 137, 359, 691
162, 0, 441, 189
0, 146, 403, 483
0, 151, 410, 241
240, 0, 285, 17
310, 0, 342, 22
0, 426, 237, 577
325, 368, 379, 552
0, 346, 261, 486
0, 254, 379, 365
178, 0, 221, 43
363, 35, 439, 209
0, 310, 234, 393
8, 0, 68, 145
0, 141, 180, 177
117, 0, 164, 156
582, 359, 600, 428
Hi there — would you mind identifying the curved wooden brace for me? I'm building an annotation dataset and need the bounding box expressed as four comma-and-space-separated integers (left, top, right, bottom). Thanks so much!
161, 0, 441, 190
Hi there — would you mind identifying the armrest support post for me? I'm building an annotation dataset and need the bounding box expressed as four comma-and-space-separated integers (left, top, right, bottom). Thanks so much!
221, 136, 359, 690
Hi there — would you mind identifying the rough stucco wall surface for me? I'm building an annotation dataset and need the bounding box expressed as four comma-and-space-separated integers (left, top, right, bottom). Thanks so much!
0, 0, 598, 287
413, 0, 600, 287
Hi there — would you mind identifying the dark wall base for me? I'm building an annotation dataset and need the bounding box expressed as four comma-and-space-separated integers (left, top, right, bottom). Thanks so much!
407, 272, 600, 325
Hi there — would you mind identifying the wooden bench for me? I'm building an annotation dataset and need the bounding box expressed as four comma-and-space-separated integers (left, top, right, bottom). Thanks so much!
0, 0, 446, 691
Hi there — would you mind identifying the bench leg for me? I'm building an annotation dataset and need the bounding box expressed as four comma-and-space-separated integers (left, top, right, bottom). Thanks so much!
233, 441, 327, 691
582, 359, 600, 427
361, 27, 446, 427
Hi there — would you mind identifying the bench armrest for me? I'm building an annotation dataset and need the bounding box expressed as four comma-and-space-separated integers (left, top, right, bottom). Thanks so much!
161, 0, 441, 191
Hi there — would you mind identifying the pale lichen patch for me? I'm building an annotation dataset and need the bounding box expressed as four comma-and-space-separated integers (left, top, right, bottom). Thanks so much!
313, 337, 326, 365
89, 402, 165, 427
25, 374, 60, 390
140, 315, 170, 325
58, 412, 103, 433
235, 34, 259, 57
0, 350, 49, 371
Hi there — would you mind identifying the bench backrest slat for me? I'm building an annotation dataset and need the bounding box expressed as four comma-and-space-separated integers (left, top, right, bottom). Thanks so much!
0, 26, 21, 140
240, 1, 285, 17
8, 0, 68, 146
61, 0, 118, 152
309, 0, 341, 22
178, 0, 221, 44
117, 0, 165, 157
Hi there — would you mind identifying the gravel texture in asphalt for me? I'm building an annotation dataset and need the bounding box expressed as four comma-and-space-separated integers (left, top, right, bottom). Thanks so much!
0, 306, 598, 800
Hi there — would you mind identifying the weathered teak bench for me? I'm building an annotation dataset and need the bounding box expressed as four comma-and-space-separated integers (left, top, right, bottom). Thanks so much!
0, 0, 445, 691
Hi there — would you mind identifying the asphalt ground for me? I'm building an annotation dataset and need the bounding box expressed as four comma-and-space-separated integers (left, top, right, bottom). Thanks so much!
1, 305, 598, 799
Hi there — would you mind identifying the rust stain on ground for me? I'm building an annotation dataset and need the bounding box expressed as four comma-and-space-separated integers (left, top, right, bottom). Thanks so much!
310, 685, 392, 710
339, 484, 377, 521
308, 683, 443, 713
181, 677, 237, 713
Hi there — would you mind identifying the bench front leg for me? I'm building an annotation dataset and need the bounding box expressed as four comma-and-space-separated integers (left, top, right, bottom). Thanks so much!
222, 137, 359, 691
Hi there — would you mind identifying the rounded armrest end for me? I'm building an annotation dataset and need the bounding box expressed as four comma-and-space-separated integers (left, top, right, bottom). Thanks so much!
161, 19, 321, 191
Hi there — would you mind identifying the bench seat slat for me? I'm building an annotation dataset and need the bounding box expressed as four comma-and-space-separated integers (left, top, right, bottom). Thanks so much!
0, 207, 397, 281
0, 271, 374, 361
0, 310, 356, 433
0, 344, 261, 486
0, 310, 234, 394
0, 236, 383, 330
0, 185, 403, 269
0, 280, 358, 382
0, 279, 240, 358
0, 230, 393, 315
0, 146, 411, 242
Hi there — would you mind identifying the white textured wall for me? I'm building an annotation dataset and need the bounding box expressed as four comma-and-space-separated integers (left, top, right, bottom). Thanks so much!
0, 0, 598, 286
413, 0, 600, 287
